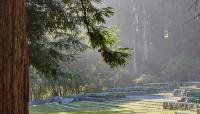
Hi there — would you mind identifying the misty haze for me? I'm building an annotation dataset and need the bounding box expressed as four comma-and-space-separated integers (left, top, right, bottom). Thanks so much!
1, 0, 200, 114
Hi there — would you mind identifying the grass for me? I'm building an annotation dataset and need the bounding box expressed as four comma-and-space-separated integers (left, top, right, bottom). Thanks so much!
29, 94, 196, 114
152, 91, 173, 96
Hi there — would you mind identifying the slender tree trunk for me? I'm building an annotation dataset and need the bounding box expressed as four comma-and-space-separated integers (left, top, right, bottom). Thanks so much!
58, 84, 62, 96
0, 0, 29, 114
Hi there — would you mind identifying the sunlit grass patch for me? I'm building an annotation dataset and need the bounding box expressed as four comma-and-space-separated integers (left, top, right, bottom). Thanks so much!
152, 92, 173, 96
30, 98, 197, 114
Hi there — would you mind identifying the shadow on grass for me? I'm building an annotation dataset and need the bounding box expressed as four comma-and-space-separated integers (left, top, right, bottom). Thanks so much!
29, 101, 136, 114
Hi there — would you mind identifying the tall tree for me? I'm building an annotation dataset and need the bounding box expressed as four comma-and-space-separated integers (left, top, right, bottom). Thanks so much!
0, 0, 29, 114
0, 0, 130, 113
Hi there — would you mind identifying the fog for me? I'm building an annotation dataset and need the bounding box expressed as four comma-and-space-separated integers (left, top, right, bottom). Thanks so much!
63, 0, 200, 88
90, 0, 200, 84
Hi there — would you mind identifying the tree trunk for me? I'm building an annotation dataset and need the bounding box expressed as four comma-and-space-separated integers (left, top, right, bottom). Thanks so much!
0, 0, 29, 114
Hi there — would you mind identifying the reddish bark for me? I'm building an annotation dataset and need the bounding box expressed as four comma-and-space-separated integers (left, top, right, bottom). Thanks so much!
0, 0, 29, 114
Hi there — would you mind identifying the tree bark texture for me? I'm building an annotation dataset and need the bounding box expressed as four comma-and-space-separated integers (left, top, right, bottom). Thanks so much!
0, 0, 29, 114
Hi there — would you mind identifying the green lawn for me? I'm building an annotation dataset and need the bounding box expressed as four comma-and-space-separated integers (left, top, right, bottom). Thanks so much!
29, 98, 196, 114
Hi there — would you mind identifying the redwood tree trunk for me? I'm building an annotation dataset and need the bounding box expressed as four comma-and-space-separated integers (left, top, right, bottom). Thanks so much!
0, 0, 29, 114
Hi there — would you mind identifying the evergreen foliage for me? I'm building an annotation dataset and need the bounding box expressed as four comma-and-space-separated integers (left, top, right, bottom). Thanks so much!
26, 0, 130, 76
